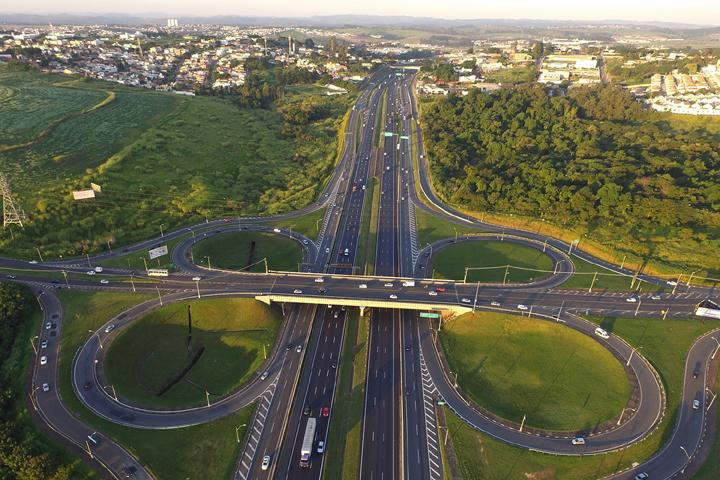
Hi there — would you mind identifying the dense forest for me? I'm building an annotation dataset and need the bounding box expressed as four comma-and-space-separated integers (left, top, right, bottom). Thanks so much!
0, 283, 76, 479
421, 84, 720, 270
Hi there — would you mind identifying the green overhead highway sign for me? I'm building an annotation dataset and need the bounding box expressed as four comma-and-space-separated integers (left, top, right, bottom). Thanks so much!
400, 135, 409, 140
384, 132, 394, 137
419, 312, 440, 319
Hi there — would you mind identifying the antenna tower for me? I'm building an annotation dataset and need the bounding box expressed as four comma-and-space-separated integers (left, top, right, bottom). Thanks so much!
0, 173, 26, 228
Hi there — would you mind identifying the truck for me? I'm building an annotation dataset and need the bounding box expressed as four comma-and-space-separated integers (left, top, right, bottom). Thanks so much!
402, 280, 415, 287
299, 418, 316, 468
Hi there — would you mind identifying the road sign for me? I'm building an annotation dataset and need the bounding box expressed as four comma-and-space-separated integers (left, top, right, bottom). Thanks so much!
419, 312, 440, 319
400, 135, 409, 140
149, 245, 169, 259
384, 132, 394, 137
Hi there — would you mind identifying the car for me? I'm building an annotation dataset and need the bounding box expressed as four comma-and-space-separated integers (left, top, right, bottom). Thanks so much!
358, 284, 367, 289
83, 382, 92, 391
389, 294, 398, 300
86, 270, 96, 276
330, 363, 336, 369
100, 279, 109, 285
625, 297, 637, 303
29, 260, 38, 264
192, 276, 202, 281
517, 304, 528, 311
303, 406, 311, 416
303, 240, 309, 245
261, 455, 271, 471
435, 287, 446, 293
405, 344, 411, 351
314, 278, 325, 283
693, 361, 701, 379
317, 441, 325, 454
571, 437, 586, 445
40, 356, 48, 366
45, 322, 51, 330
104, 324, 115, 333
296, 344, 302, 353
634, 473, 648, 480
490, 301, 501, 307
5, 274, 15, 279
94, 266, 103, 273
325, 247, 330, 254
333, 311, 339, 319
260, 371, 269, 381
428, 291, 438, 296
317, 287, 327, 294
461, 298, 471, 304
285, 343, 292, 351
594, 327, 610, 340
666, 280, 678, 286
693, 399, 701, 410
321, 406, 330, 417
384, 283, 394, 287
293, 289, 303, 294
42, 383, 50, 392
650, 295, 661, 300
273, 228, 281, 233
122, 466, 138, 478
40, 340, 48, 349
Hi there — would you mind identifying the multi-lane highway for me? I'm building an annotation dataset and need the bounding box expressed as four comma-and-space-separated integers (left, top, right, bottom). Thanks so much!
4, 65, 720, 480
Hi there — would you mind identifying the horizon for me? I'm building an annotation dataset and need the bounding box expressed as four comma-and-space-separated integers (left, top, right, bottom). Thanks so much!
2, 1, 720, 27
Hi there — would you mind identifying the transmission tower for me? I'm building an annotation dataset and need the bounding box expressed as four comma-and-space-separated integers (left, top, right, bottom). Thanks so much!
0, 173, 26, 228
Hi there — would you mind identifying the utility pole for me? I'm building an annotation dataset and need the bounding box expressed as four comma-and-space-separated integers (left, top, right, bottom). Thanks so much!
634, 299, 641, 316
35, 247, 44, 262
589, 272, 598, 293
519, 414, 527, 432
503, 265, 510, 285
620, 255, 627, 269
0, 173, 26, 228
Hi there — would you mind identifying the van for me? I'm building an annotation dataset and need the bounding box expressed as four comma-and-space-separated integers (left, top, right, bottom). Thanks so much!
594, 327, 610, 340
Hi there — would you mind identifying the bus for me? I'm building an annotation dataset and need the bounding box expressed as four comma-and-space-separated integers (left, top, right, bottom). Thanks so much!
147, 268, 169, 277
299, 417, 316, 468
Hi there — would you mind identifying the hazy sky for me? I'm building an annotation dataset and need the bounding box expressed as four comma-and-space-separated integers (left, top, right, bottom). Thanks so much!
5, 0, 720, 25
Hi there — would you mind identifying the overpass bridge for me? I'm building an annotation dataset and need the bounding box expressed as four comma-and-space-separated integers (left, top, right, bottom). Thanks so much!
255, 294, 472, 317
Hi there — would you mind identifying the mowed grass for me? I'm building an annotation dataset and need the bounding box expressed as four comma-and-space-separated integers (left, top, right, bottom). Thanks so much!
323, 311, 369, 479
416, 208, 488, 246
561, 255, 663, 292
440, 312, 630, 430
191, 231, 303, 272
273, 207, 326, 240
694, 367, 720, 479
444, 315, 718, 479
105, 297, 281, 409
430, 240, 554, 283
55, 290, 254, 479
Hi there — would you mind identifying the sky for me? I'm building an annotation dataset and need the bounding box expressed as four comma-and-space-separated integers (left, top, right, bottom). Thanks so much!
5, 0, 720, 26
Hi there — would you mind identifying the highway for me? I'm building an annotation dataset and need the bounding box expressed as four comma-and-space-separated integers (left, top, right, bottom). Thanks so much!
3, 65, 719, 480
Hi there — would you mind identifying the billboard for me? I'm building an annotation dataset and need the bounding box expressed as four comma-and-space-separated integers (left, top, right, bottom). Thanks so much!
148, 245, 169, 259
72, 190, 96, 200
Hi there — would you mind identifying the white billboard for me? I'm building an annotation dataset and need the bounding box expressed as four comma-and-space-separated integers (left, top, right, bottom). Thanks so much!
148, 245, 169, 259
72, 190, 96, 200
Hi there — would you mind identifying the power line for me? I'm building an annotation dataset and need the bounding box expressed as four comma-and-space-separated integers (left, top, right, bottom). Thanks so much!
0, 173, 26, 228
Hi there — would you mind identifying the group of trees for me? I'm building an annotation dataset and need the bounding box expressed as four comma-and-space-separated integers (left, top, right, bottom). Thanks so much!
422, 84, 720, 268
0, 283, 74, 479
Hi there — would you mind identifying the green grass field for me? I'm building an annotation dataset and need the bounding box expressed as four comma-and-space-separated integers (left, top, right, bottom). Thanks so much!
430, 240, 554, 283
445, 315, 718, 478
323, 311, 369, 479
355, 177, 377, 274
0, 65, 349, 261
694, 367, 720, 479
104, 297, 281, 408
273, 207, 326, 239
97, 232, 192, 271
55, 290, 254, 479
416, 208, 488, 246
560, 254, 664, 292
440, 312, 629, 430
191, 231, 303, 272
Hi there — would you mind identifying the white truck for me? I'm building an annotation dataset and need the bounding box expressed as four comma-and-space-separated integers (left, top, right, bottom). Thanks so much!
299, 417, 316, 468
402, 280, 415, 287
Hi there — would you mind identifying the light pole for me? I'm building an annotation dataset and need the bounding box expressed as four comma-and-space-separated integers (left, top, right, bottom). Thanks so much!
634, 299, 642, 317
686, 271, 697, 287
88, 329, 103, 349
620, 255, 626, 269
205, 390, 211, 407
556, 301, 565, 322
707, 388, 717, 411
472, 281, 480, 313
589, 272, 598, 293
235, 424, 247, 443
30, 335, 39, 354
195, 280, 201, 299
62, 270, 69, 288
503, 265, 509, 285
155, 286, 163, 306
204, 256, 211, 270
160, 224, 165, 237
35, 247, 44, 262
626, 346, 643, 366
616, 407, 636, 425
711, 337, 720, 360
680, 445, 690, 461
463, 267, 469, 284
519, 413, 527, 432
130, 274, 136, 292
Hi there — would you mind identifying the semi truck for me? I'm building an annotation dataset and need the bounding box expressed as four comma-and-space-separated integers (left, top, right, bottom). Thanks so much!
299, 417, 317, 468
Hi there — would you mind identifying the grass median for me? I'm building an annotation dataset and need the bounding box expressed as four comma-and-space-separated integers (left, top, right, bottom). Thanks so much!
55, 290, 255, 479
191, 231, 303, 272
430, 240, 553, 284
440, 311, 630, 431
104, 297, 281, 409
560, 254, 665, 292
416, 207, 488, 246
445, 314, 718, 478
323, 310, 369, 479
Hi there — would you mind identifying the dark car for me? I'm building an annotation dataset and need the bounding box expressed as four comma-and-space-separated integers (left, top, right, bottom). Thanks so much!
122, 466, 137, 478
693, 362, 701, 379
286, 343, 292, 351
303, 406, 311, 416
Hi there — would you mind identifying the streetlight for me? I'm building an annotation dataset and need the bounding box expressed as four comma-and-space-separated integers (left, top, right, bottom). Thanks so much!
204, 256, 211, 270
88, 329, 103, 349
30, 335, 39, 354
235, 424, 248, 443
159, 224, 165, 237
626, 346, 643, 366
680, 445, 690, 461
195, 279, 201, 299
616, 407, 636, 425
711, 337, 720, 360
706, 388, 717, 411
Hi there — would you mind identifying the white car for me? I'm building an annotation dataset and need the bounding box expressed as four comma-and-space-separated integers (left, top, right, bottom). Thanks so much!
100, 279, 109, 285
314, 278, 324, 283
325, 247, 330, 254
571, 437, 586, 445
29, 260, 38, 264
105, 324, 115, 333
42, 383, 50, 392
40, 356, 48, 366
666, 280, 678, 286
94, 266, 103, 273
594, 327, 610, 340
634, 473, 649, 480
693, 399, 701, 410
428, 291, 438, 296
296, 344, 302, 353
45, 322, 52, 330
650, 295, 661, 300
86, 270, 96, 276
517, 304, 528, 311
192, 276, 202, 281
490, 301, 501, 307
261, 455, 271, 471
273, 228, 281, 233
625, 297, 637, 303
41, 340, 48, 349
359, 284, 367, 289
317, 441, 325, 454
293, 289, 302, 294
461, 298, 471, 304
260, 372, 269, 381
389, 294, 398, 300
384, 283, 394, 287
